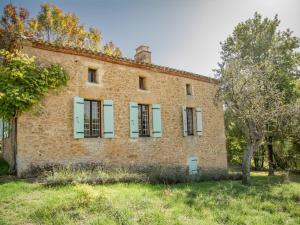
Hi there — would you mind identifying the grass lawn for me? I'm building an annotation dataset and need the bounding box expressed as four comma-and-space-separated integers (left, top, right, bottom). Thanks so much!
0, 172, 299, 225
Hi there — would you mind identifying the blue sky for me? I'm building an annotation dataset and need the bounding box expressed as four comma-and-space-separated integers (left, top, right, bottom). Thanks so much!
1, 0, 299, 77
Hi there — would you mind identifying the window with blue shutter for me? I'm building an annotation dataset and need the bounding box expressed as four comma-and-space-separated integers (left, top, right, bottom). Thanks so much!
73, 96, 84, 139
129, 102, 139, 138
152, 104, 162, 137
188, 156, 198, 175
196, 107, 203, 136
103, 100, 114, 138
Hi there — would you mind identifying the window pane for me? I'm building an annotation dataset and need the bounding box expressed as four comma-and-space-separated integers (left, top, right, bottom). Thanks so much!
186, 108, 193, 135
84, 101, 90, 136
91, 101, 100, 136
139, 77, 145, 90
88, 69, 96, 83
84, 100, 100, 137
138, 104, 149, 136
186, 84, 192, 95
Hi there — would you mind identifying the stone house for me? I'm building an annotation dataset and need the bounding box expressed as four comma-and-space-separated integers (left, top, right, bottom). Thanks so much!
0, 40, 227, 177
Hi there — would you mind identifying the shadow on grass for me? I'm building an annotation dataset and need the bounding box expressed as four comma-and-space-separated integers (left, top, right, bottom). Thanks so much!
120, 172, 299, 211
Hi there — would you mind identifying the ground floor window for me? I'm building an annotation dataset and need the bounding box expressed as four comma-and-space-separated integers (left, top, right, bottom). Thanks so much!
138, 104, 150, 137
84, 100, 101, 137
186, 107, 194, 135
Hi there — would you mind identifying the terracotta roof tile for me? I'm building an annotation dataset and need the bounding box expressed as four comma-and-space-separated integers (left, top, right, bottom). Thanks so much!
22, 38, 219, 84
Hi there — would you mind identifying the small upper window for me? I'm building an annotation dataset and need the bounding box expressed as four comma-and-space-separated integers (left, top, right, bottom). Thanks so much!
88, 69, 97, 83
186, 84, 192, 96
139, 77, 146, 90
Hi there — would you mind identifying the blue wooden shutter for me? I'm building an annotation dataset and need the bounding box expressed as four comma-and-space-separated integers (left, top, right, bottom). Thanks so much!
182, 106, 187, 136
129, 102, 139, 138
188, 156, 198, 175
196, 107, 203, 136
103, 100, 114, 138
152, 104, 162, 137
73, 96, 84, 139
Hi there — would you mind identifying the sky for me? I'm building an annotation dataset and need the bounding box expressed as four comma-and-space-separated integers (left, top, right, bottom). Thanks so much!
0, 0, 299, 77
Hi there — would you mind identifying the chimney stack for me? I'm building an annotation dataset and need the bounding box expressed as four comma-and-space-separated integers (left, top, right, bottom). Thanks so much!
134, 45, 151, 64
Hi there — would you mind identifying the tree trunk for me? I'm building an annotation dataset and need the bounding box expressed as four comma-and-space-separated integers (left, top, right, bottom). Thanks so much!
242, 120, 261, 185
242, 142, 255, 184
267, 136, 274, 176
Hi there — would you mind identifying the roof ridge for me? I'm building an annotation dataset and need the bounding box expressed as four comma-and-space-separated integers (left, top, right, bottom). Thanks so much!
21, 37, 219, 84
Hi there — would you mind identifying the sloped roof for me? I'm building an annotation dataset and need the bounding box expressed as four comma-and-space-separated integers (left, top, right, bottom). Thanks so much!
23, 38, 219, 84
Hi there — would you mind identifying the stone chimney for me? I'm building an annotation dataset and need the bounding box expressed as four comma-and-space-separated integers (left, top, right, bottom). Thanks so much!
134, 45, 151, 64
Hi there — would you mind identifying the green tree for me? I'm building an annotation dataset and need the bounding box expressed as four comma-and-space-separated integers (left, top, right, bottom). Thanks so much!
0, 4, 29, 51
217, 59, 294, 184
29, 3, 101, 51
216, 13, 300, 184
103, 41, 122, 57
224, 110, 246, 165
0, 50, 69, 171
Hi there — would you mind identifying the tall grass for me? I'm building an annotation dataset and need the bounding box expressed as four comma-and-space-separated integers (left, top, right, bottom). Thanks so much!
0, 172, 299, 225
44, 167, 148, 185
42, 166, 241, 186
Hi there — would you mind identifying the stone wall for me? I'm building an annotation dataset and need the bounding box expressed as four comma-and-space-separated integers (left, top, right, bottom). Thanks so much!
15, 44, 227, 176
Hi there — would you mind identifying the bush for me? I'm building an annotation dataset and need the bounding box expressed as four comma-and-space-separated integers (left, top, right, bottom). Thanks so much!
0, 158, 9, 176
148, 166, 187, 184
38, 164, 242, 186
44, 167, 148, 186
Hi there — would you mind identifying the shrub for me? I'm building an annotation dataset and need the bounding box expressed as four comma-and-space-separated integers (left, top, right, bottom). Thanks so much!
43, 166, 148, 186
0, 158, 9, 176
37, 163, 242, 186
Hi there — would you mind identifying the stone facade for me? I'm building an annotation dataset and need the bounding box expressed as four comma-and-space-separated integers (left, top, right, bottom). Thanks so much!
2, 42, 227, 176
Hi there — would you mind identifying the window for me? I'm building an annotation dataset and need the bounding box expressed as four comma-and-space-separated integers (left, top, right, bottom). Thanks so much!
186, 107, 194, 135
138, 104, 150, 137
0, 120, 10, 139
186, 84, 192, 96
84, 100, 100, 137
139, 77, 146, 90
88, 69, 97, 83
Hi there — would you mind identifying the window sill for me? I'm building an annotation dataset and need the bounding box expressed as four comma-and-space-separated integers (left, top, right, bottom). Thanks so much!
84, 136, 101, 138
86, 82, 101, 86
138, 89, 150, 93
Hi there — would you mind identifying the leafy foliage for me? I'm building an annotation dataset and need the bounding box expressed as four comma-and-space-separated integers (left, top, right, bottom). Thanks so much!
0, 50, 69, 119
29, 3, 102, 51
216, 13, 300, 183
0, 4, 29, 51
0, 3, 122, 54
103, 41, 122, 57
225, 110, 246, 165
